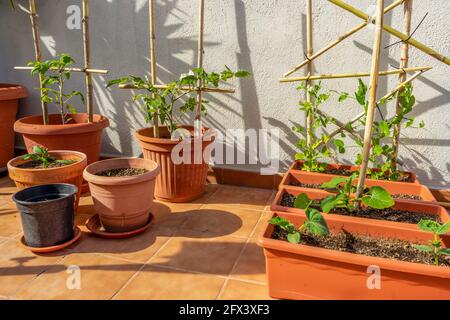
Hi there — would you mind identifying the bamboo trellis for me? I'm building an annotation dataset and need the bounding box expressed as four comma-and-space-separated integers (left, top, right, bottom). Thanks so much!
14, 0, 108, 124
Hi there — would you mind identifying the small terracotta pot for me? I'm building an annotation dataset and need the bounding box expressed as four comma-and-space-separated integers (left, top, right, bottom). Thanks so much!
135, 126, 215, 203
0, 84, 28, 169
271, 186, 450, 233
7, 151, 87, 210
281, 170, 436, 202
83, 157, 160, 233
258, 211, 450, 300
14, 113, 109, 165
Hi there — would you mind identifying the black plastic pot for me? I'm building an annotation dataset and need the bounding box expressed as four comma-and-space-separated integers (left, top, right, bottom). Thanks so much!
12, 184, 77, 248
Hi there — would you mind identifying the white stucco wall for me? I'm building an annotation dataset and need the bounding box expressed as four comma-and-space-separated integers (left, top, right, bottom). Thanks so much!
0, 0, 449, 188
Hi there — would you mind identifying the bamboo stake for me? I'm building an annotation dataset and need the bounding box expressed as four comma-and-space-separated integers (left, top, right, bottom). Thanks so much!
328, 0, 450, 66
315, 108, 363, 141
280, 66, 431, 82
14, 66, 108, 74
82, 0, 94, 123
149, 0, 160, 138
306, 0, 314, 145
355, 0, 384, 201
118, 83, 235, 94
392, 0, 412, 170
29, 0, 48, 125
195, 0, 205, 126
283, 0, 405, 78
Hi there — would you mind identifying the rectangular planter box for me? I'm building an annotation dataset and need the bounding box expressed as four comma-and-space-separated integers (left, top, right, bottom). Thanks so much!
258, 212, 450, 300
271, 186, 449, 233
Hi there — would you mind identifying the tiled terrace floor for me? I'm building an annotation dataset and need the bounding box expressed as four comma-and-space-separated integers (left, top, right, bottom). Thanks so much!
0, 175, 275, 300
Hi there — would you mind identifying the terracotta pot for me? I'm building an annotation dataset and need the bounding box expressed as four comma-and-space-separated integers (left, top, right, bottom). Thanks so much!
7, 151, 87, 210
14, 113, 109, 165
271, 186, 450, 233
0, 84, 28, 169
135, 126, 215, 203
83, 157, 160, 233
280, 170, 436, 202
258, 211, 450, 300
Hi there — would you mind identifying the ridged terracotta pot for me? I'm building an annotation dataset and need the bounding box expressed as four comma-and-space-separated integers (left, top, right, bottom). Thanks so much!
258, 212, 450, 300
7, 151, 87, 210
83, 157, 160, 233
14, 113, 109, 165
0, 84, 28, 169
135, 126, 215, 203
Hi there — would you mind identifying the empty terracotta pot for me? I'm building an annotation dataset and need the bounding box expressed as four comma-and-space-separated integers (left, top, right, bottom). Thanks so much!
83, 158, 160, 233
7, 151, 87, 210
135, 126, 215, 203
0, 84, 28, 169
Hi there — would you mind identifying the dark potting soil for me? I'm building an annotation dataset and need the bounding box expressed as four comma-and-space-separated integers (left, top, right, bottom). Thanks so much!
95, 168, 149, 177
280, 192, 439, 224
18, 160, 76, 169
392, 194, 423, 200
272, 227, 450, 267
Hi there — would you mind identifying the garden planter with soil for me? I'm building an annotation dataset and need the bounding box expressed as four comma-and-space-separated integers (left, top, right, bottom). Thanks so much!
7, 149, 87, 209
258, 211, 450, 300
272, 186, 449, 232
83, 157, 160, 233
135, 126, 215, 203
0, 84, 28, 170
12, 184, 78, 248
14, 113, 109, 165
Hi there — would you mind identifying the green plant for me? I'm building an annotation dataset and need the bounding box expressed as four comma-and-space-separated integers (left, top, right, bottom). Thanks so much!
269, 208, 329, 244
21, 146, 76, 168
107, 67, 250, 136
413, 220, 450, 266
8, 0, 15, 9
28, 54, 85, 125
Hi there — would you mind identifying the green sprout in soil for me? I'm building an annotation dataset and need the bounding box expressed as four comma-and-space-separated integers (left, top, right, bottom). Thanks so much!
413, 220, 450, 266
21, 146, 76, 169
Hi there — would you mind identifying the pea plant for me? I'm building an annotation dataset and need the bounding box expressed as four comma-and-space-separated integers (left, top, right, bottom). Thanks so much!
21, 146, 76, 168
108, 67, 250, 136
29, 54, 85, 125
413, 220, 450, 266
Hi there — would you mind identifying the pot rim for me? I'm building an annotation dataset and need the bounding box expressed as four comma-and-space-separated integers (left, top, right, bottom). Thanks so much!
14, 113, 109, 135
12, 183, 78, 206
0, 83, 28, 101
7, 150, 87, 173
135, 126, 216, 145
83, 157, 160, 186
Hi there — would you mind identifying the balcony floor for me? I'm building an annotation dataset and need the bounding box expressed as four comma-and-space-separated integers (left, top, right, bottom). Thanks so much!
0, 176, 275, 300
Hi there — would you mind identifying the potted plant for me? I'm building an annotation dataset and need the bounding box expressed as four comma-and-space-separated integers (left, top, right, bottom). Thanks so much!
258, 212, 450, 299
0, 83, 28, 170
83, 157, 160, 233
107, 67, 250, 202
14, 54, 109, 165
12, 183, 79, 249
7, 146, 87, 209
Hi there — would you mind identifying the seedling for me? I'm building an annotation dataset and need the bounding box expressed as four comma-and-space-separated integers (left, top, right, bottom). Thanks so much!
21, 146, 76, 168
28, 54, 85, 125
269, 203, 329, 244
413, 220, 450, 266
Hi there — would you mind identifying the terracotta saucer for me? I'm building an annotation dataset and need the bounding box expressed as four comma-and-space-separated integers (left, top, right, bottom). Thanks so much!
20, 226, 82, 253
85, 213, 153, 239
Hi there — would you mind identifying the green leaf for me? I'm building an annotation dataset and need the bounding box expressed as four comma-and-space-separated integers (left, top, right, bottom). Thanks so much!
287, 232, 301, 244
235, 70, 251, 78
304, 208, 329, 236
361, 186, 394, 209
338, 92, 349, 102
320, 195, 338, 213
412, 244, 434, 252
294, 193, 311, 209
321, 176, 347, 189
417, 219, 441, 234
441, 248, 450, 256
436, 222, 450, 235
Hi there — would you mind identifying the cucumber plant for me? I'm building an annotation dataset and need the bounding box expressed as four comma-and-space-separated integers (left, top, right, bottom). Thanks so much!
21, 146, 76, 168
413, 220, 450, 266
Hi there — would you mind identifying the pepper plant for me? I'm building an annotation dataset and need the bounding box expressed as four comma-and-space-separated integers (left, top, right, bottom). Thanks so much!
413, 220, 450, 266
29, 54, 85, 125
21, 146, 76, 168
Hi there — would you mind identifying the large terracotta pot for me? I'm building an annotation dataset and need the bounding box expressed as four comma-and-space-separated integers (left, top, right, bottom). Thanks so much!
83, 157, 160, 233
0, 84, 28, 169
271, 186, 450, 233
7, 151, 87, 210
135, 126, 215, 203
258, 211, 450, 300
14, 113, 109, 165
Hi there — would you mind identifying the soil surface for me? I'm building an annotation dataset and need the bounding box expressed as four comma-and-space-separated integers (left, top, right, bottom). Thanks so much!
280, 192, 439, 224
95, 168, 149, 177
272, 227, 450, 267
18, 160, 76, 169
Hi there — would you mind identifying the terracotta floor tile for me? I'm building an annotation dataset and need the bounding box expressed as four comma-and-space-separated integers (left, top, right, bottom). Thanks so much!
14, 253, 142, 300
218, 280, 272, 300
0, 205, 22, 238
114, 265, 225, 300
251, 211, 273, 239
264, 190, 277, 211
189, 183, 220, 204
0, 239, 65, 297
151, 233, 246, 276
151, 201, 202, 229
230, 242, 267, 283
179, 204, 262, 238
206, 185, 272, 211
